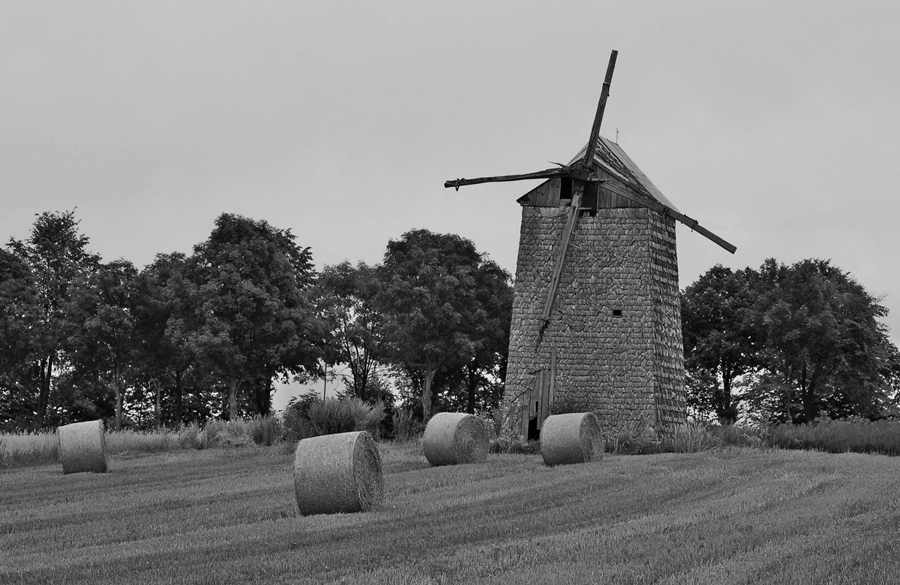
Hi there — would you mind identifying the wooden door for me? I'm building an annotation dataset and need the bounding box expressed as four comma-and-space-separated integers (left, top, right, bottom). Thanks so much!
523, 350, 556, 440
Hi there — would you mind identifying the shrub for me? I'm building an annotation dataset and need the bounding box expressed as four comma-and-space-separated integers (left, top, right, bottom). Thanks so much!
661, 423, 721, 453
708, 424, 765, 448
391, 408, 424, 442
209, 419, 254, 448
604, 420, 661, 455
282, 408, 319, 443
285, 391, 321, 419
177, 422, 208, 450
307, 398, 385, 437
249, 415, 283, 446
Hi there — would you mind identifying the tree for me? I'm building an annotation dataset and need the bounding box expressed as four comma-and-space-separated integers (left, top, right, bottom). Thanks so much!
376, 229, 509, 420
186, 213, 322, 419
682, 259, 899, 424
65, 260, 139, 429
315, 261, 382, 401
0, 249, 41, 427
460, 258, 512, 414
681, 265, 759, 424
131, 252, 200, 426
751, 258, 898, 423
6, 210, 100, 428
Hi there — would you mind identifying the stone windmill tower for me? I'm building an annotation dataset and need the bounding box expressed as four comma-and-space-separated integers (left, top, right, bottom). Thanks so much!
445, 51, 736, 440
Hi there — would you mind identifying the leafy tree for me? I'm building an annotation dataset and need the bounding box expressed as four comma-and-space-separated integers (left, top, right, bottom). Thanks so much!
681, 265, 759, 424
186, 213, 322, 419
65, 260, 139, 429
0, 249, 41, 427
751, 258, 898, 423
6, 210, 100, 428
131, 252, 200, 426
376, 229, 508, 420
683, 259, 899, 424
418, 259, 512, 416
315, 261, 382, 401
460, 258, 512, 414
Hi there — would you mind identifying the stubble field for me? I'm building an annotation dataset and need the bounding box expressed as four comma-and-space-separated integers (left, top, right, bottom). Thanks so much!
2, 443, 899, 584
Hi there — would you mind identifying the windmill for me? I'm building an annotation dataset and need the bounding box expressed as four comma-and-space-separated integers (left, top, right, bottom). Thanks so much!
444, 51, 735, 439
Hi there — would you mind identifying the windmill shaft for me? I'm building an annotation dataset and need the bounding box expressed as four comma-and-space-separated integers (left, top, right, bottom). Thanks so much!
666, 209, 737, 254
582, 50, 619, 169
444, 168, 570, 189
598, 180, 736, 253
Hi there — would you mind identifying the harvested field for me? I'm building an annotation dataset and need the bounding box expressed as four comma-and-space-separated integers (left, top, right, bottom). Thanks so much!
2, 444, 900, 584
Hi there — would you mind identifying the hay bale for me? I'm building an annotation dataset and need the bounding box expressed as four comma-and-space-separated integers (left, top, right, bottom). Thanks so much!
422, 412, 488, 466
293, 431, 383, 516
58, 420, 108, 474
540, 412, 603, 466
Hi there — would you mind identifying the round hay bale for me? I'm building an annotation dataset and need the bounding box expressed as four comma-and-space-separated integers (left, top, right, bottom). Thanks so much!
540, 412, 603, 466
293, 431, 383, 516
58, 420, 108, 474
422, 412, 489, 466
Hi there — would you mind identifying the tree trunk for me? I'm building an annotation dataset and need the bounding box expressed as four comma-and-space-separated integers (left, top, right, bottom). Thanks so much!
228, 377, 239, 421
716, 372, 738, 425
173, 370, 183, 425
255, 375, 273, 415
153, 378, 162, 429
802, 375, 819, 424
422, 367, 437, 421
35, 356, 53, 430
357, 364, 369, 401
783, 375, 794, 424
114, 354, 123, 431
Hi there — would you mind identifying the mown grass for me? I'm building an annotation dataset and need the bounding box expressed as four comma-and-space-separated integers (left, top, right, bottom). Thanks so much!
2, 443, 900, 584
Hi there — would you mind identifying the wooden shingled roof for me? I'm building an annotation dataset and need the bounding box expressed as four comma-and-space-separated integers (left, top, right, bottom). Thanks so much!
569, 136, 681, 214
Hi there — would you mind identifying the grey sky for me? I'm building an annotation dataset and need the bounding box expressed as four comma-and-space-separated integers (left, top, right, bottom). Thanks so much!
3, 1, 899, 406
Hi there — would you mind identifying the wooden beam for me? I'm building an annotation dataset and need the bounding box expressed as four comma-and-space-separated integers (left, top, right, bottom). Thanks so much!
600, 181, 737, 254
541, 189, 583, 334
444, 168, 568, 189
581, 50, 618, 170
666, 209, 737, 254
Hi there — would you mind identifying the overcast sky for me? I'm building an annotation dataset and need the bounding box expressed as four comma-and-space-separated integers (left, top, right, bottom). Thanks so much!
3, 1, 898, 407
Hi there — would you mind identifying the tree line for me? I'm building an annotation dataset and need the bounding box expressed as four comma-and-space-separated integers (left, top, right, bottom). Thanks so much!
5, 210, 897, 432
682, 260, 900, 425
0, 211, 512, 431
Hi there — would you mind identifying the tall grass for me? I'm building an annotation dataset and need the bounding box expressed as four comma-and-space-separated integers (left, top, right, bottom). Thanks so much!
0, 432, 59, 468
0, 415, 288, 468
7, 415, 900, 469
767, 418, 900, 455
601, 419, 900, 456
604, 422, 724, 454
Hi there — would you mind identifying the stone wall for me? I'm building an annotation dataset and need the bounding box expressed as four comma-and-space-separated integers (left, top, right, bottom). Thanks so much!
649, 212, 687, 433
502, 205, 686, 439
